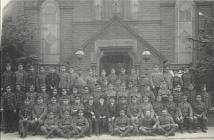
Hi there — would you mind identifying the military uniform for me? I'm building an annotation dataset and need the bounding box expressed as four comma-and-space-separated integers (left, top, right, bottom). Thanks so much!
25, 91, 37, 106
15, 69, 27, 89
113, 112, 131, 137
107, 99, 118, 134
128, 73, 139, 86
108, 73, 117, 86
47, 102, 60, 117
163, 72, 173, 90
117, 97, 128, 113
2, 91, 17, 132
172, 90, 183, 105
19, 102, 33, 138
141, 91, 155, 103
141, 102, 155, 118
36, 71, 47, 90
182, 72, 193, 91
166, 101, 177, 120
2, 69, 14, 89
149, 71, 165, 94
117, 89, 128, 104
118, 73, 128, 85
58, 71, 69, 89
46, 72, 60, 90
139, 116, 158, 135
67, 72, 78, 89
184, 89, 196, 105
106, 89, 117, 102
200, 91, 211, 111
139, 75, 150, 92
172, 76, 183, 88
192, 101, 207, 132
153, 101, 164, 117
60, 103, 72, 117
26, 71, 38, 90
71, 102, 84, 116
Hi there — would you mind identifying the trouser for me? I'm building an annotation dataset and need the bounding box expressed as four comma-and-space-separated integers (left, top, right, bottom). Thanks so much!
157, 124, 178, 135
58, 126, 75, 138
178, 117, 193, 131
130, 125, 139, 135
193, 116, 208, 130
19, 120, 32, 137
73, 125, 89, 137
4, 110, 17, 132
40, 126, 61, 138
88, 118, 99, 135
108, 118, 116, 134
31, 120, 44, 134
139, 126, 157, 135
152, 87, 160, 96
113, 127, 131, 137
98, 118, 108, 134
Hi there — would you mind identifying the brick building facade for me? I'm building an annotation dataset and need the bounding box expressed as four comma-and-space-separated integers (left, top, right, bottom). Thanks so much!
2, 0, 214, 75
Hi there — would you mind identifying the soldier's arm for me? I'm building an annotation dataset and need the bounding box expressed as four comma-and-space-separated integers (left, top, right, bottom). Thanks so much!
189, 103, 193, 118
149, 74, 154, 88
40, 106, 47, 120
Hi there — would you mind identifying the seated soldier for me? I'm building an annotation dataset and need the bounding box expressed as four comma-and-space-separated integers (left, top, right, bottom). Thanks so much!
117, 96, 128, 114
105, 83, 117, 103
60, 98, 72, 118
157, 109, 178, 136
37, 85, 48, 103
71, 96, 84, 116
141, 85, 155, 103
153, 95, 164, 118
59, 88, 70, 105
139, 110, 158, 136
117, 82, 129, 103
93, 84, 105, 102
95, 95, 108, 134
19, 97, 33, 138
72, 110, 89, 138
113, 110, 131, 137
58, 110, 75, 138
81, 86, 91, 105
47, 96, 60, 118
192, 94, 208, 133
158, 81, 171, 102
141, 96, 155, 118
84, 96, 99, 136
40, 112, 60, 138
70, 87, 80, 105
176, 95, 194, 133
128, 95, 142, 135
32, 95, 47, 135
166, 95, 177, 122
49, 88, 59, 102
26, 85, 38, 106
107, 96, 118, 135
172, 84, 183, 105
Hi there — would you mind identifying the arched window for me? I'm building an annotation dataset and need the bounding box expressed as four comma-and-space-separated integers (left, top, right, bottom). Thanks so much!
95, 0, 103, 20
41, 0, 60, 64
130, 0, 139, 19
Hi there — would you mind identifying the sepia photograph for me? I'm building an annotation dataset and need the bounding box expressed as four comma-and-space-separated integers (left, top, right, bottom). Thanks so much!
0, 0, 214, 140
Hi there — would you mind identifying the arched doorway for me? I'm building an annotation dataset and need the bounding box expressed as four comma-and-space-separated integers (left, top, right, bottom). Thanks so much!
100, 53, 133, 75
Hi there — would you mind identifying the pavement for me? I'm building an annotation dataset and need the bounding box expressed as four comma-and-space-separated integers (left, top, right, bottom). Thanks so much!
1, 127, 214, 140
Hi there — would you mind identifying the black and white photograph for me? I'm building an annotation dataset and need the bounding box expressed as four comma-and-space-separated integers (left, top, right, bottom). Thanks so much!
0, 0, 214, 140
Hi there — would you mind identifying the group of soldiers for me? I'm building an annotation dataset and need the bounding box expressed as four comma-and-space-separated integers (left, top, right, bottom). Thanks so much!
1, 63, 212, 138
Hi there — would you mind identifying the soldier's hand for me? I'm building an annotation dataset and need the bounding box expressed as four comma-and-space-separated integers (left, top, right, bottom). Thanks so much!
13, 110, 16, 112
103, 116, 106, 118
112, 117, 115, 120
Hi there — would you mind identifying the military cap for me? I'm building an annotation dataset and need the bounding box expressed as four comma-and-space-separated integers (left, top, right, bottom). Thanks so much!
74, 95, 81, 100
99, 95, 106, 100
6, 63, 11, 67
88, 96, 94, 100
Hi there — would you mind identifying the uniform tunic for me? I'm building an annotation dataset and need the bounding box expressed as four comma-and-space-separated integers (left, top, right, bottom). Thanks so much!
36, 72, 47, 89
26, 72, 38, 89
25, 92, 37, 106
127, 103, 141, 118
15, 91, 26, 110
70, 103, 84, 116
2, 70, 14, 88
47, 103, 60, 116
141, 102, 154, 117
114, 115, 130, 128
182, 73, 193, 89
46, 72, 60, 89
166, 101, 177, 118
172, 90, 183, 104
32, 103, 47, 120
67, 73, 78, 89
107, 102, 118, 118
177, 101, 193, 118
153, 101, 164, 117
129, 73, 139, 86
58, 72, 69, 89
150, 72, 165, 88
108, 74, 117, 85
163, 72, 173, 90
15, 70, 27, 88
172, 76, 183, 88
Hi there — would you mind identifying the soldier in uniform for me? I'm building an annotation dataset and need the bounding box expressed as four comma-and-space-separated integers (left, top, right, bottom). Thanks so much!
25, 85, 38, 106
74, 70, 87, 90
26, 65, 38, 90
142, 85, 155, 103
166, 95, 177, 121
149, 65, 165, 95
192, 94, 208, 133
157, 109, 178, 136
47, 96, 60, 117
37, 85, 49, 103
200, 84, 211, 112
58, 65, 69, 89
36, 66, 47, 91
172, 70, 183, 88
118, 67, 128, 86
18, 97, 33, 138
50, 88, 59, 101
117, 96, 128, 114
158, 81, 171, 102
163, 66, 173, 90
31, 95, 47, 135
67, 66, 78, 90
141, 96, 154, 118
182, 67, 194, 92
86, 68, 97, 94
40, 112, 60, 138
59, 88, 70, 105
58, 110, 75, 138
2, 63, 14, 89
129, 67, 139, 86
84, 96, 99, 136
105, 83, 117, 103
128, 85, 141, 104
98, 69, 108, 87
108, 68, 117, 86
15, 63, 27, 90
172, 84, 183, 105
70, 96, 84, 116
184, 83, 196, 105
139, 73, 150, 93
128, 95, 141, 135
117, 82, 128, 103
153, 95, 164, 118
72, 110, 89, 138
139, 110, 158, 136
2, 86, 17, 133
60, 98, 72, 118
177, 95, 194, 133
46, 67, 60, 91
81, 86, 91, 105
107, 96, 118, 134
93, 84, 105, 102
96, 96, 108, 134
113, 110, 131, 137
114, 78, 122, 93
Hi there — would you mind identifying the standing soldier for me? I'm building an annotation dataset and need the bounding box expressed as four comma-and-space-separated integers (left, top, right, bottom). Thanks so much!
163, 66, 173, 90
172, 84, 183, 105
118, 67, 128, 86
158, 81, 171, 102
58, 110, 75, 138
139, 73, 150, 93
98, 69, 108, 87
192, 94, 208, 133
15, 63, 27, 90
139, 110, 158, 136
107, 96, 118, 134
149, 65, 165, 95
177, 95, 194, 133
96, 96, 108, 134
166, 95, 178, 124
36, 66, 47, 91
200, 84, 211, 112
72, 110, 89, 138
18, 97, 33, 138
60, 98, 71, 118
37, 85, 49, 103
47, 96, 60, 117
2, 63, 14, 89
93, 84, 105, 102
25, 85, 38, 106
114, 79, 122, 93
105, 83, 117, 103
32, 95, 47, 135
117, 96, 128, 114
184, 83, 196, 105
50, 88, 59, 101
26, 65, 38, 90
172, 70, 183, 88
153, 95, 164, 118
113, 110, 131, 137
58, 65, 69, 89
86, 68, 97, 94
84, 96, 99, 136
40, 112, 59, 138
70, 96, 84, 116
74, 70, 87, 90
117, 82, 128, 103
108, 68, 117, 86
67, 66, 78, 90
182, 67, 193, 92
59, 88, 70, 105
157, 109, 178, 136
2, 86, 17, 133
129, 67, 139, 86
46, 67, 60, 91
141, 85, 155, 103
127, 95, 141, 135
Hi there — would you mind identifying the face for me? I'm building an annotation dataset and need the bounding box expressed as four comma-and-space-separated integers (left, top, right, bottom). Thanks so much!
63, 99, 69, 105
29, 85, 35, 92
53, 89, 57, 95
133, 86, 138, 92
41, 86, 46, 92
16, 85, 21, 91
64, 112, 70, 118
145, 111, 151, 117
51, 97, 57, 103
184, 68, 189, 73
175, 85, 181, 91
73, 88, 78, 94
111, 69, 115, 74
145, 86, 150, 91
84, 87, 89, 93
62, 89, 67, 95
40, 67, 45, 72
154, 65, 159, 71
37, 98, 43, 104
103, 80, 108, 86
128, 82, 133, 88
6, 86, 11, 92
143, 96, 149, 102
156, 95, 162, 102
121, 83, 126, 90
99, 98, 104, 104
182, 96, 187, 102
101, 70, 106, 76
202, 86, 206, 91
188, 84, 194, 90
29, 67, 34, 72
108, 84, 113, 90
48, 112, 54, 119
121, 69, 126, 74
162, 110, 167, 116
24, 99, 30, 105
6, 65, 11, 71
196, 95, 202, 102
61, 66, 66, 72
161, 82, 167, 89
89, 99, 93, 104
18, 65, 23, 70
120, 111, 125, 117
132, 97, 137, 103
75, 98, 80, 104
78, 111, 84, 116
69, 68, 74, 73
110, 98, 115, 103
96, 85, 101, 91
168, 95, 173, 102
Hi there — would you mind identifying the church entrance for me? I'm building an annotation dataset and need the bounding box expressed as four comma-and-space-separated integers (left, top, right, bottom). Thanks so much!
99, 53, 133, 75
